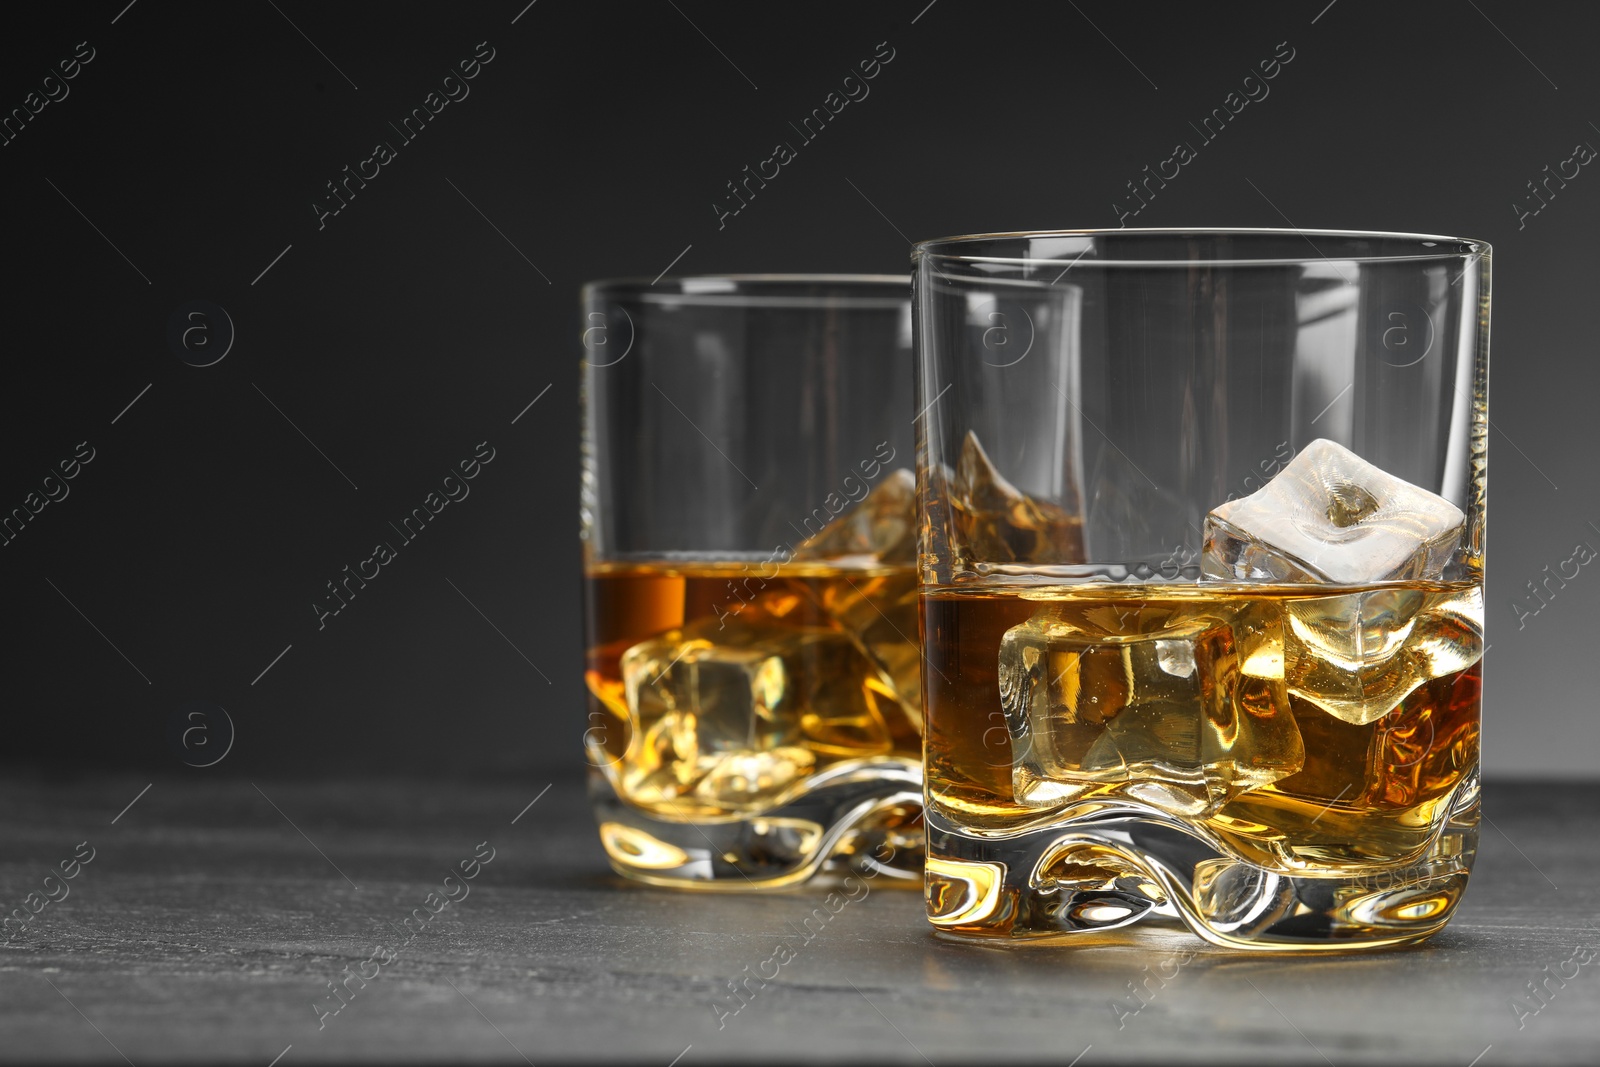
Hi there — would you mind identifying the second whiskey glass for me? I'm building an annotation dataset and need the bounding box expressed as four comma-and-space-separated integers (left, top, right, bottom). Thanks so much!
582, 275, 923, 889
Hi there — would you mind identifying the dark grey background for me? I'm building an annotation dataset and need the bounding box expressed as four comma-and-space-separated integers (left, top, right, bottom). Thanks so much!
2, 0, 1594, 779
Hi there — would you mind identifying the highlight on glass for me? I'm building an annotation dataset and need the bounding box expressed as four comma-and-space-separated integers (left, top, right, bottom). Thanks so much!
581, 275, 924, 889
913, 229, 1488, 949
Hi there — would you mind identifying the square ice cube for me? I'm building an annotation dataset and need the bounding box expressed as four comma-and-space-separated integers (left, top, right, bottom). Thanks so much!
1284, 586, 1485, 725
804, 570, 924, 732
793, 467, 917, 564
1202, 439, 1465, 584
620, 617, 895, 811
950, 430, 1085, 565
999, 599, 1302, 817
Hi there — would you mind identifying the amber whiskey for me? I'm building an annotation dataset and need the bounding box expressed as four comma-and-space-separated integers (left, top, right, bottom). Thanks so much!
585, 560, 924, 887
922, 579, 1482, 948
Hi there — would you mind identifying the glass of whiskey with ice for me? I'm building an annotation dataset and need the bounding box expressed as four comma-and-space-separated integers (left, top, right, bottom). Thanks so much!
913, 230, 1489, 949
581, 275, 924, 889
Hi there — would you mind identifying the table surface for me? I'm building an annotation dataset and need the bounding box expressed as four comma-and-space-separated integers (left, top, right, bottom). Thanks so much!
1, 772, 1596, 1065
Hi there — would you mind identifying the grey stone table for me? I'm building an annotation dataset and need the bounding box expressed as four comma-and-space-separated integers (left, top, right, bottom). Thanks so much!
2, 772, 1596, 1065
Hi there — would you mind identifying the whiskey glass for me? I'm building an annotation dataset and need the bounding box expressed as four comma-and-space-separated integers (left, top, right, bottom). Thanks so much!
582, 275, 923, 889
914, 229, 1488, 949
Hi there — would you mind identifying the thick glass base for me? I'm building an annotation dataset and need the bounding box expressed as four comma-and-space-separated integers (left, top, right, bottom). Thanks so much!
925, 771, 1478, 951
590, 758, 924, 890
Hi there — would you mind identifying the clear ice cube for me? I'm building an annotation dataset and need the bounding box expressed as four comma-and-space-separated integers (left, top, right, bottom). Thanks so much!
620, 616, 896, 812
952, 431, 1084, 565
806, 572, 924, 732
793, 467, 917, 564
1284, 586, 1485, 725
1201, 439, 1465, 584
789, 468, 923, 727
999, 600, 1303, 817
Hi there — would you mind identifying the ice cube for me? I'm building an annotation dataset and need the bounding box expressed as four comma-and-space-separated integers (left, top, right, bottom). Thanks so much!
952, 431, 1085, 565
806, 571, 924, 732
620, 616, 896, 813
999, 600, 1303, 817
787, 469, 922, 729
1284, 586, 1484, 725
793, 468, 917, 564
1202, 439, 1465, 584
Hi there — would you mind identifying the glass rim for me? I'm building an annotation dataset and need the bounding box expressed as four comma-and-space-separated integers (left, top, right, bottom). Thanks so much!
911, 227, 1491, 267
582, 273, 909, 302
